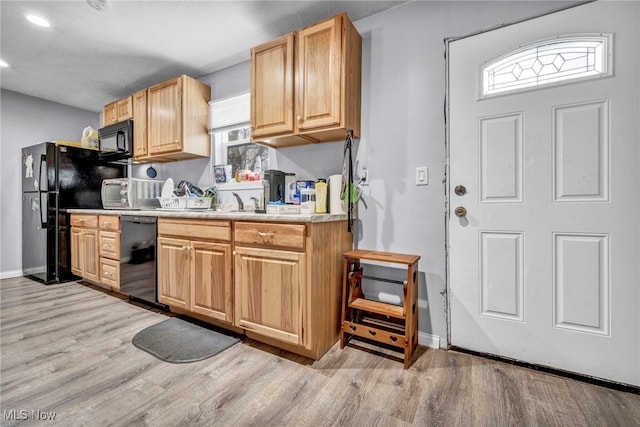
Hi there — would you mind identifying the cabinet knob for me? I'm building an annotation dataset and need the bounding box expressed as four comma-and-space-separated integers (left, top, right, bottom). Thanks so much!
297, 115, 301, 122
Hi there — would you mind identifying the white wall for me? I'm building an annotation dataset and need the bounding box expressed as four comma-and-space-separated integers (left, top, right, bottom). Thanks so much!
0, 89, 100, 278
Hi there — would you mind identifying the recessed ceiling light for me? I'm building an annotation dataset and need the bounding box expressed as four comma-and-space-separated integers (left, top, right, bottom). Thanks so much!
26, 15, 51, 27
87, 0, 110, 12
0, 59, 10, 68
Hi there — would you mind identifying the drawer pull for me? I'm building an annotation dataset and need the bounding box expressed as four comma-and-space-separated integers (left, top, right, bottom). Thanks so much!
349, 325, 357, 332
104, 271, 112, 277
390, 336, 398, 343
256, 231, 275, 242
368, 330, 377, 337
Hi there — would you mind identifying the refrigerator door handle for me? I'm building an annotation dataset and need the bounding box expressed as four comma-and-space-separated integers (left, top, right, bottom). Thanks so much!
39, 154, 47, 228
39, 191, 47, 228
39, 154, 47, 192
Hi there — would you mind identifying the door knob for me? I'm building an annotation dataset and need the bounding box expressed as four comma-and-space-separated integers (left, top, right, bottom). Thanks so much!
454, 206, 467, 217
454, 185, 467, 196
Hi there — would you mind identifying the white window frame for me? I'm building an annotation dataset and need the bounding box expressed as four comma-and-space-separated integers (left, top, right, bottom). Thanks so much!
480, 33, 613, 99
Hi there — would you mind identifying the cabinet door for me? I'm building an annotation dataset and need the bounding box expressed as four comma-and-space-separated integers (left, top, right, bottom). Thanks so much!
116, 96, 133, 121
132, 89, 148, 158
71, 227, 83, 276
148, 77, 183, 155
83, 229, 100, 282
251, 33, 295, 138
103, 102, 118, 126
157, 236, 190, 308
235, 246, 305, 345
296, 15, 342, 132
191, 241, 233, 322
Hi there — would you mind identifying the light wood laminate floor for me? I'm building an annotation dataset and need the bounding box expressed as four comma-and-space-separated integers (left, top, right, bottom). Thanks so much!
1, 277, 638, 426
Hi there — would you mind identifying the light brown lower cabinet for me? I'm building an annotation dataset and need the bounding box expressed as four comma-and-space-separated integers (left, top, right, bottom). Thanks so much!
234, 220, 352, 359
71, 214, 121, 290
234, 246, 306, 346
98, 215, 120, 290
157, 219, 233, 323
71, 214, 100, 283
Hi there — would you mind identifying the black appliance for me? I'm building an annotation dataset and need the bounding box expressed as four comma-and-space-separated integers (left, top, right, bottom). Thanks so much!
120, 215, 162, 308
98, 119, 134, 161
264, 169, 286, 203
21, 142, 126, 284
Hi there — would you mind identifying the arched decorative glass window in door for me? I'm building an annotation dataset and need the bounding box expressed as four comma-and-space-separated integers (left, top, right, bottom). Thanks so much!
481, 34, 612, 98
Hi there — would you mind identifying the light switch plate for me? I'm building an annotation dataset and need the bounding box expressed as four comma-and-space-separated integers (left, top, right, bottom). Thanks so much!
359, 168, 369, 186
415, 166, 428, 186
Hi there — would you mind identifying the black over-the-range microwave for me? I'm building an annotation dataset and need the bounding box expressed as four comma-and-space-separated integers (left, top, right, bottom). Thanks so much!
98, 119, 134, 161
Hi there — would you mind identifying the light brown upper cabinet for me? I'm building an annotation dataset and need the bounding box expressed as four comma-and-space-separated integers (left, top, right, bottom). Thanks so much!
102, 96, 133, 126
147, 74, 211, 161
132, 89, 149, 159
251, 13, 362, 148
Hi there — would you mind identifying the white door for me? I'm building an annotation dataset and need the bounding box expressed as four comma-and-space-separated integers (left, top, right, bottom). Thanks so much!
449, 1, 639, 386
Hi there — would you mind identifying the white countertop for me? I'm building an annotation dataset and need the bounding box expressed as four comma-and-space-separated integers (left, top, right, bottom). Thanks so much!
67, 208, 348, 223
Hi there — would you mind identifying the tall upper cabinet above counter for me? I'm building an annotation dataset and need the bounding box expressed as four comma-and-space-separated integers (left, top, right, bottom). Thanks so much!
250, 13, 362, 148
101, 74, 211, 162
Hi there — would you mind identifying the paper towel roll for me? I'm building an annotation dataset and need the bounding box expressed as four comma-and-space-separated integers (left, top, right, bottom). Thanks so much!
329, 174, 345, 214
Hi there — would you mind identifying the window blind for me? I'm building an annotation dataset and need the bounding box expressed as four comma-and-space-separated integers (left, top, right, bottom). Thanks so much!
208, 93, 250, 133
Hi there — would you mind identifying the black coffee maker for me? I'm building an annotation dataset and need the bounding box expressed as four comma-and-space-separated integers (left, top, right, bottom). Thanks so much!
263, 170, 285, 203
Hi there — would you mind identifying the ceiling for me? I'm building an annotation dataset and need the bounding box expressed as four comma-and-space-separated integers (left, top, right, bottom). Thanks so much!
0, 0, 406, 113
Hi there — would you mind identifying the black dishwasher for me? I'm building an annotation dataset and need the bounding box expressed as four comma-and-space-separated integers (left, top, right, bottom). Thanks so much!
119, 215, 161, 307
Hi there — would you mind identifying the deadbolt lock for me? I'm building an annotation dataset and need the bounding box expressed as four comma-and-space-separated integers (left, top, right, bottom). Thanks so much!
454, 185, 467, 196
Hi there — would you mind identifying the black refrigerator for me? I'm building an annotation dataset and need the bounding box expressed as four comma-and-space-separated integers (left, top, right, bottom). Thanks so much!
21, 142, 126, 284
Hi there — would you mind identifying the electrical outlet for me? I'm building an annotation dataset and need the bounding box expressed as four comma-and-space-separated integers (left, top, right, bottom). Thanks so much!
415, 166, 428, 186
360, 168, 369, 186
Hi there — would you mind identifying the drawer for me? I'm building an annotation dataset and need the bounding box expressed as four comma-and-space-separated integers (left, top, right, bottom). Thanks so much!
234, 222, 305, 250
100, 257, 120, 289
99, 231, 120, 259
158, 218, 231, 241
99, 215, 120, 231
71, 214, 98, 228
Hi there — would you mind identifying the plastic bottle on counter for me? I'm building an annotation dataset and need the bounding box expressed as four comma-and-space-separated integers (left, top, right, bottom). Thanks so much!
254, 157, 262, 178
315, 178, 327, 213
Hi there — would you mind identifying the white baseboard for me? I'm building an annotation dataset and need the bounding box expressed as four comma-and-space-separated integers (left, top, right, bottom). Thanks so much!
418, 331, 441, 349
0, 269, 25, 280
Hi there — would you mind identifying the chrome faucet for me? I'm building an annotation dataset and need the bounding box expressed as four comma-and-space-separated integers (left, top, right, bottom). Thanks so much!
231, 192, 244, 211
